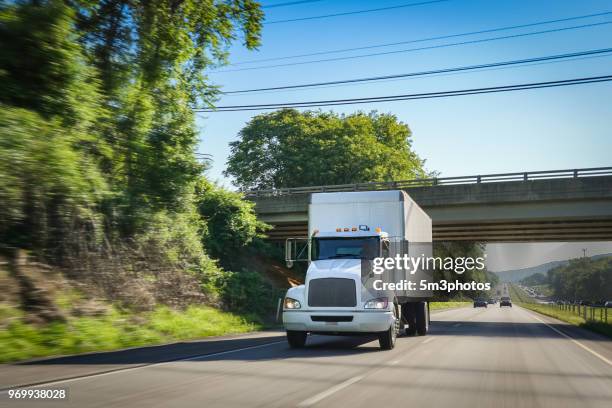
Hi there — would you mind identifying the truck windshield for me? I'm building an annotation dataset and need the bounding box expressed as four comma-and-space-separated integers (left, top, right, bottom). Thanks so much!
312, 237, 380, 260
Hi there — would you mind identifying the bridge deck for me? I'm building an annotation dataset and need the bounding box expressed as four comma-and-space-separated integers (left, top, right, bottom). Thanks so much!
248, 168, 612, 242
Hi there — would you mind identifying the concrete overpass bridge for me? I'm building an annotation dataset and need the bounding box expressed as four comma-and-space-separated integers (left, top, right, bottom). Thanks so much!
245, 167, 612, 242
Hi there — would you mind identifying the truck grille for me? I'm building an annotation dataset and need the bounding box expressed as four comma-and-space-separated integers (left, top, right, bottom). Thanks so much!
308, 278, 356, 307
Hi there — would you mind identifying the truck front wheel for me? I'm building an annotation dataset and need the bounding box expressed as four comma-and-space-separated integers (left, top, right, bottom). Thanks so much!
379, 305, 399, 350
286, 330, 307, 348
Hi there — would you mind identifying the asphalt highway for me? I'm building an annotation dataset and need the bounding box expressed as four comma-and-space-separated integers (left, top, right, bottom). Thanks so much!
2, 306, 611, 408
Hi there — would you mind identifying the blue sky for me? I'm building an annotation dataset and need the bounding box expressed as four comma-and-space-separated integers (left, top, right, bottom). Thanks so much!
196, 0, 612, 188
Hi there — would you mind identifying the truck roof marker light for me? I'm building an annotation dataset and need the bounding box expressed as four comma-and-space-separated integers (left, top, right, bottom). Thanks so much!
343, 228, 349, 232
351, 227, 357, 231
375, 227, 382, 233
336, 228, 341, 232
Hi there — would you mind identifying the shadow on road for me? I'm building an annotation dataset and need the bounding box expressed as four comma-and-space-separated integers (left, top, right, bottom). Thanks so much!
14, 333, 286, 367
431, 319, 611, 342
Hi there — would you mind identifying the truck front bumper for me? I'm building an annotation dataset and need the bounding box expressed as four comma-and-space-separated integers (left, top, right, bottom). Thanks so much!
283, 310, 393, 333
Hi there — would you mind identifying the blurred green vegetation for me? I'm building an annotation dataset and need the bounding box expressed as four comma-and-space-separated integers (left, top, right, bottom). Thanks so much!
0, 303, 259, 363
0, 0, 282, 359
0, 1, 274, 305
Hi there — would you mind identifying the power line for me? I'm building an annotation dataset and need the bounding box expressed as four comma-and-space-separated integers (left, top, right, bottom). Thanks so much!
262, 0, 325, 9
223, 48, 612, 94
214, 20, 612, 72
226, 53, 612, 97
236, 11, 612, 65
195, 75, 612, 112
265, 0, 449, 24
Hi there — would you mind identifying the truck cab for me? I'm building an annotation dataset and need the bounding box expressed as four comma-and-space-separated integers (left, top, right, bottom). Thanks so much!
282, 190, 432, 350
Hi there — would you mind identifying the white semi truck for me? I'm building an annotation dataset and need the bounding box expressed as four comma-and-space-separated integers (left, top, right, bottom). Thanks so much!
283, 190, 433, 350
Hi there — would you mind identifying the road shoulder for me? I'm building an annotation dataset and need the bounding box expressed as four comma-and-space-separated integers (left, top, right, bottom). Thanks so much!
0, 330, 285, 390
518, 306, 612, 366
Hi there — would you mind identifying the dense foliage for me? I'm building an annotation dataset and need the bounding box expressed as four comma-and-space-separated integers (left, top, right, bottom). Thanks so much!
547, 257, 612, 301
0, 0, 269, 311
225, 109, 430, 190
196, 180, 269, 269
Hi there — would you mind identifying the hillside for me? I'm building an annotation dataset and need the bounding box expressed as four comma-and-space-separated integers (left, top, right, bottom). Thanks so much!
493, 253, 612, 282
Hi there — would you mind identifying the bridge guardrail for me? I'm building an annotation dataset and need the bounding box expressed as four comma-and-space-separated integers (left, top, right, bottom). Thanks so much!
244, 166, 612, 197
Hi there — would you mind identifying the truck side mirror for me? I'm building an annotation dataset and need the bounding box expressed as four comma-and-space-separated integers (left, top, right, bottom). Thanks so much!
285, 237, 309, 268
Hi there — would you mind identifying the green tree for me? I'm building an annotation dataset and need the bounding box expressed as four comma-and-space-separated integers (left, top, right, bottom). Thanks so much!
196, 180, 269, 269
65, 0, 263, 235
0, 0, 263, 247
0, 2, 108, 257
0, 0, 267, 309
0, 107, 106, 252
225, 109, 430, 190
547, 257, 612, 301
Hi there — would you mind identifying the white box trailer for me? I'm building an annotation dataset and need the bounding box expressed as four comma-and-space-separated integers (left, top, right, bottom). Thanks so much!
283, 190, 433, 350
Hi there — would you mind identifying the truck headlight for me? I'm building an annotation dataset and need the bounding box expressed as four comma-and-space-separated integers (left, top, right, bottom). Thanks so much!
284, 297, 301, 309
364, 297, 388, 309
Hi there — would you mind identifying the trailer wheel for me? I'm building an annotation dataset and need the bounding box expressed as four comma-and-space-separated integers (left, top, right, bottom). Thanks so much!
403, 303, 417, 336
286, 331, 307, 348
416, 302, 428, 336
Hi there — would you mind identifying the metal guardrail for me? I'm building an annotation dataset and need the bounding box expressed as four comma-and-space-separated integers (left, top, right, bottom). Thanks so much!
244, 166, 612, 198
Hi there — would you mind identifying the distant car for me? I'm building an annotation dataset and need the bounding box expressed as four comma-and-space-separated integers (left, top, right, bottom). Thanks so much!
579, 300, 591, 306
605, 301, 612, 308
473, 299, 488, 308
487, 299, 495, 304
500, 297, 512, 307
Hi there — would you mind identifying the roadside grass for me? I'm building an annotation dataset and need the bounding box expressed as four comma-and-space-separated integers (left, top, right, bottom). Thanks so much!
509, 284, 612, 339
532, 284, 553, 297
430, 301, 471, 310
509, 284, 534, 303
518, 302, 612, 339
0, 305, 260, 364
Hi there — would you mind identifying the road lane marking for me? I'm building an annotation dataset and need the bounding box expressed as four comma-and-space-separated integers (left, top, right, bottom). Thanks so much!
297, 375, 364, 407
453, 323, 461, 327
388, 360, 400, 365
421, 337, 436, 344
0, 340, 287, 392
522, 308, 612, 367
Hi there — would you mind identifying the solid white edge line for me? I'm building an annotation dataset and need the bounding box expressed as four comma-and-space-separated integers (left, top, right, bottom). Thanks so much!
521, 307, 612, 367
0, 340, 286, 392
297, 375, 365, 407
